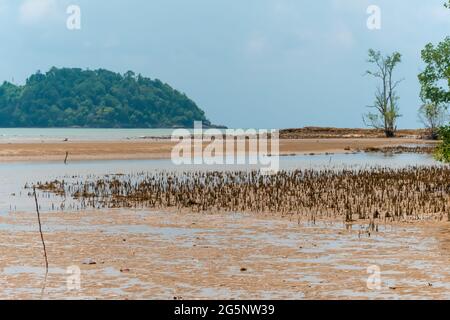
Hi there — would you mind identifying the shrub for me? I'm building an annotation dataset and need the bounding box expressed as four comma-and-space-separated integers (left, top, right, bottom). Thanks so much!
435, 124, 450, 163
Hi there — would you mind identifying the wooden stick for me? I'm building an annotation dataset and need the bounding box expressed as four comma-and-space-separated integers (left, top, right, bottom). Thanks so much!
33, 186, 49, 272
64, 151, 69, 165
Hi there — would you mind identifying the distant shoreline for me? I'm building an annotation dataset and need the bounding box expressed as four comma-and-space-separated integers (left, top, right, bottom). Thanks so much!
0, 137, 436, 163
279, 127, 430, 139
0, 124, 228, 130
0, 126, 431, 141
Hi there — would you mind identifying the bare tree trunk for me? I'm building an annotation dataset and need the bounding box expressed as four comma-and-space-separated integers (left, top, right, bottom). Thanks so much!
385, 129, 395, 138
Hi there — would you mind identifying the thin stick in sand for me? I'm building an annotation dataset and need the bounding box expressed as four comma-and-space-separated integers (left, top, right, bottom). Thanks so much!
33, 186, 49, 272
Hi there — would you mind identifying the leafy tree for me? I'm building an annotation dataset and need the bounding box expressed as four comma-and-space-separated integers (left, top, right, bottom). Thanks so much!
0, 67, 214, 128
418, 0, 449, 160
418, 38, 450, 107
363, 49, 403, 137
418, 102, 448, 139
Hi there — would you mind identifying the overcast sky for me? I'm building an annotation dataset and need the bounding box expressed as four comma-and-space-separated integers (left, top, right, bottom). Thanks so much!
0, 0, 448, 128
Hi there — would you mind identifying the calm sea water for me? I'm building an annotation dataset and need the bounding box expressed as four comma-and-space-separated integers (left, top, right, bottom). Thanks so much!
0, 153, 441, 215
0, 128, 271, 141
0, 128, 178, 141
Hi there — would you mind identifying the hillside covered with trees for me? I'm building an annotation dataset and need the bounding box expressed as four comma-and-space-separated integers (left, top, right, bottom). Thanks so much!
0, 67, 215, 128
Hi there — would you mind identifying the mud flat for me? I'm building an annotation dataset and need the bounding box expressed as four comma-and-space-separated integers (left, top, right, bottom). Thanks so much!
0, 138, 435, 162
279, 127, 429, 139
0, 153, 447, 300
0, 210, 449, 300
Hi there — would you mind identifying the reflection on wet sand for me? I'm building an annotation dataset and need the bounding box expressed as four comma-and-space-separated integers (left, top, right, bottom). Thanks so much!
0, 210, 449, 300
438, 224, 450, 254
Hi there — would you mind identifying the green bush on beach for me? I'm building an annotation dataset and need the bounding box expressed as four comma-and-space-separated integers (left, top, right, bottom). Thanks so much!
435, 125, 450, 163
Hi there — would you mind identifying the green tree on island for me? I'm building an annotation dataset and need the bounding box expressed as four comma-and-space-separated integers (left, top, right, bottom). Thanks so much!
0, 67, 214, 128
363, 49, 403, 138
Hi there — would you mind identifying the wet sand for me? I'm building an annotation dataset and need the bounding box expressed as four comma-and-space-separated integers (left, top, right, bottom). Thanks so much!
1, 209, 449, 300
0, 138, 434, 162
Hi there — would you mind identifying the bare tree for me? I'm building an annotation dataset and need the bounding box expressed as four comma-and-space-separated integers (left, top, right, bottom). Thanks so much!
418, 102, 448, 139
363, 49, 403, 138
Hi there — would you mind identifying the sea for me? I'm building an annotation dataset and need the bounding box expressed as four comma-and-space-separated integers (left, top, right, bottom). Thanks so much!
0, 128, 177, 142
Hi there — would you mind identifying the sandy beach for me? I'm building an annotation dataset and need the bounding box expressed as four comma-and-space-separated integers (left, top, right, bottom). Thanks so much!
0, 138, 435, 162
1, 209, 449, 300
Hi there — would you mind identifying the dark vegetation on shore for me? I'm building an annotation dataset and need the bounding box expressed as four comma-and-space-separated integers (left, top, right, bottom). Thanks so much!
363, 145, 436, 154
35, 167, 450, 222
280, 127, 429, 139
0, 67, 217, 128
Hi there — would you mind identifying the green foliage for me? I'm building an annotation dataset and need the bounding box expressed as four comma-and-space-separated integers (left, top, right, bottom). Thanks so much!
418, 37, 450, 106
0, 67, 211, 128
418, 102, 448, 139
435, 124, 450, 163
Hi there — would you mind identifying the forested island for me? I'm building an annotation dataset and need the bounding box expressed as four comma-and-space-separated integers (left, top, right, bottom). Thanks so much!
0, 67, 218, 128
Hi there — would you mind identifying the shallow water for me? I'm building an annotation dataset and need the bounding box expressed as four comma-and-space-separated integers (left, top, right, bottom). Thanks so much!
0, 128, 178, 142
0, 152, 441, 214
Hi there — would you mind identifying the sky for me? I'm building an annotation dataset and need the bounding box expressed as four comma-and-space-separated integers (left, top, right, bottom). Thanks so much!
0, 0, 449, 129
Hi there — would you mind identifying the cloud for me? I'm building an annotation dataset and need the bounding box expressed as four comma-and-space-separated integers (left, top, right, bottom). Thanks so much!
332, 28, 355, 49
428, 4, 450, 23
19, 0, 58, 25
0, 0, 9, 15
103, 35, 121, 49
331, 0, 370, 12
245, 36, 267, 56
